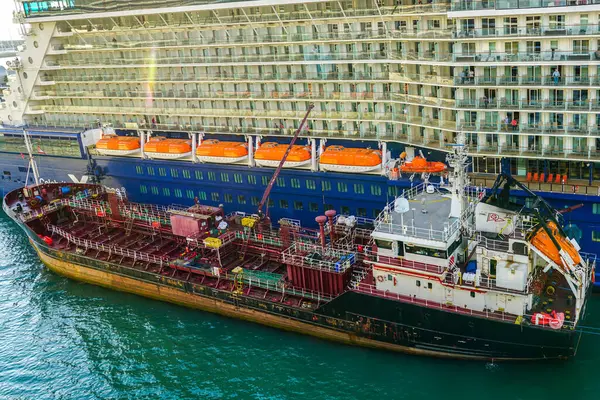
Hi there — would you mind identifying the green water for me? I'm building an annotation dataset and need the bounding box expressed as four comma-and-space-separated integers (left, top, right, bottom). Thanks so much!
1, 212, 599, 400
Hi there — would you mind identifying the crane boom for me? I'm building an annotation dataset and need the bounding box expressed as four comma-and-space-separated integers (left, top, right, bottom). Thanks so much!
257, 103, 314, 216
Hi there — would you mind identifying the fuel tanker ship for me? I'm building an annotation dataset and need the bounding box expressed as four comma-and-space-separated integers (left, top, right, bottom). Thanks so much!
3, 137, 595, 360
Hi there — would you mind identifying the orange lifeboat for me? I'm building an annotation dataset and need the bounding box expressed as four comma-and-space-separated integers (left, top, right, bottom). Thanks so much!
254, 142, 311, 168
400, 156, 447, 174
319, 146, 382, 173
144, 137, 192, 159
95, 135, 141, 156
530, 221, 582, 270
196, 139, 248, 164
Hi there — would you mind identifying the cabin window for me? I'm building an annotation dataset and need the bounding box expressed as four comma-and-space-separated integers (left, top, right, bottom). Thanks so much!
135, 166, 144, 175
294, 201, 303, 211
171, 168, 179, 178
198, 191, 207, 201
405, 244, 447, 259
512, 242, 528, 255
147, 167, 155, 176
322, 181, 332, 191
325, 204, 334, 211
416, 280, 421, 287
341, 206, 350, 214
140, 185, 147, 194
221, 173, 230, 182
183, 170, 191, 179
470, 291, 476, 298
238, 195, 246, 204
279, 199, 288, 209
159, 167, 167, 177
186, 190, 194, 199
162, 188, 170, 196
208, 172, 216, 181
372, 209, 381, 218
251, 196, 259, 206
370, 185, 381, 196
490, 259, 497, 276
211, 192, 219, 202
388, 186, 399, 197
593, 204, 600, 214
234, 173, 243, 183
388, 274, 393, 281
291, 178, 300, 188
151, 186, 159, 195
276, 177, 285, 187
337, 182, 348, 192
375, 239, 393, 249
224, 193, 232, 203
262, 176, 269, 186
309, 202, 319, 212
306, 180, 316, 190
247, 175, 257, 185
354, 184, 364, 194
428, 282, 433, 289
358, 207, 367, 217
195, 171, 204, 180
174, 189, 182, 198
592, 231, 600, 242
268, 199, 274, 207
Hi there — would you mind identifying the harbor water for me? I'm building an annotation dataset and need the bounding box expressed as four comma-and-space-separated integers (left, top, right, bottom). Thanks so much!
1, 211, 599, 400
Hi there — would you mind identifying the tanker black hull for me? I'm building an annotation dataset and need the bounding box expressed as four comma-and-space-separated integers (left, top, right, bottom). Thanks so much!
20, 227, 581, 361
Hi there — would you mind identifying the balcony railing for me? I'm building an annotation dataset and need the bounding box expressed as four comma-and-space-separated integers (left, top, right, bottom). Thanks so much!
455, 75, 600, 86
453, 24, 600, 38
44, 49, 600, 70
451, 0, 600, 12
456, 98, 600, 111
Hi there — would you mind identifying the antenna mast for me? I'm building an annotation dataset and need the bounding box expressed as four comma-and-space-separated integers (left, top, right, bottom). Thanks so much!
23, 128, 40, 186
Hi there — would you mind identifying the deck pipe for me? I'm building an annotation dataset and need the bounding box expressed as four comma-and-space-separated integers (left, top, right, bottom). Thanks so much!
140, 130, 146, 159
325, 209, 336, 244
310, 138, 317, 171
316, 215, 327, 248
380, 141, 387, 175
191, 132, 197, 163
247, 135, 255, 167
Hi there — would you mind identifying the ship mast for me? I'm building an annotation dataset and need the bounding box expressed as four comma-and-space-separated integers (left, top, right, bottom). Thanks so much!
23, 128, 40, 186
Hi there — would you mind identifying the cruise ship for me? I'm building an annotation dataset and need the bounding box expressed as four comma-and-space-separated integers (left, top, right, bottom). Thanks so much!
1, 0, 600, 287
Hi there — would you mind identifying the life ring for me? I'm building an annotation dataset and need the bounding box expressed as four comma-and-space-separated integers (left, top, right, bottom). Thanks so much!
377, 275, 385, 283
546, 285, 556, 296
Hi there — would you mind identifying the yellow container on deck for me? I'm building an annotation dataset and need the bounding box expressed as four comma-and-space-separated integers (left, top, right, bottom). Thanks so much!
241, 217, 258, 228
203, 237, 222, 248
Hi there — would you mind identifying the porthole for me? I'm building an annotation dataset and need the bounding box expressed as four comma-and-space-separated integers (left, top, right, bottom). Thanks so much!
12, 101, 17, 108
17, 87, 22, 93
33, 41, 39, 48
22, 72, 28, 79
39, 23, 44, 31
28, 57, 33, 64
8, 115, 12, 121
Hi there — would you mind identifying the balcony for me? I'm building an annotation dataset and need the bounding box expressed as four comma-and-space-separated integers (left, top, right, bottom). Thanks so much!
453, 24, 600, 39
456, 98, 600, 112
452, 50, 600, 63
454, 74, 600, 87
451, 0, 600, 12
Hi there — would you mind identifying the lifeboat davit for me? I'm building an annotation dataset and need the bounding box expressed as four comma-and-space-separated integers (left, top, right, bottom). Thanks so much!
254, 142, 311, 168
529, 221, 582, 270
196, 139, 248, 164
319, 146, 382, 173
144, 137, 192, 159
400, 156, 447, 174
95, 135, 141, 156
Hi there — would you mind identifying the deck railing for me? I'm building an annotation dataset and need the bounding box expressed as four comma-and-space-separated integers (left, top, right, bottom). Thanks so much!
49, 225, 167, 265
282, 242, 357, 273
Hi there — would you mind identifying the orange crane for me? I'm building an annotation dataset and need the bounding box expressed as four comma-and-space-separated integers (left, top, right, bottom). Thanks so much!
257, 103, 314, 219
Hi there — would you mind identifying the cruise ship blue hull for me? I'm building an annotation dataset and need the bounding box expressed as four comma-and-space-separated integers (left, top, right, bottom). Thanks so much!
1, 151, 599, 287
